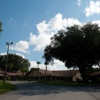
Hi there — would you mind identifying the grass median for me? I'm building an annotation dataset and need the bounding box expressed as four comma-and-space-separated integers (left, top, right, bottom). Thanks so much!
0, 80, 16, 94
38, 80, 100, 86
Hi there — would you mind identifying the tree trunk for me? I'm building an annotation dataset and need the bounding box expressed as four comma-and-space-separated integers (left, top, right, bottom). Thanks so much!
79, 65, 89, 83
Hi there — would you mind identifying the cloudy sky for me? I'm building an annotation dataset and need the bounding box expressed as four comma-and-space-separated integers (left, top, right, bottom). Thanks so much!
0, 0, 100, 70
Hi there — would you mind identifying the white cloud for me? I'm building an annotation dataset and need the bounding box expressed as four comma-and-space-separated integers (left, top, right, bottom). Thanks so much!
29, 32, 51, 51
0, 52, 25, 58
48, 59, 68, 71
29, 61, 38, 69
0, 53, 6, 55
77, 0, 82, 6
92, 20, 100, 26
29, 13, 82, 51
29, 59, 68, 71
29, 61, 47, 70
14, 53, 25, 58
85, 1, 100, 17
10, 40, 30, 54
29, 61, 46, 70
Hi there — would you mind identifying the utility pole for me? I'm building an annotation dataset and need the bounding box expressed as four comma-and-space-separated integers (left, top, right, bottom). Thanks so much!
3, 42, 13, 85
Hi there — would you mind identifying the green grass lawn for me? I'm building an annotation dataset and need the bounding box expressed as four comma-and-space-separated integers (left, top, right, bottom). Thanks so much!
38, 80, 100, 86
0, 80, 16, 94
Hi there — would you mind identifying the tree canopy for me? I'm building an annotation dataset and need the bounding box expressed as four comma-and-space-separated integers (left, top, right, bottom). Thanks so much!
0, 54, 30, 73
43, 23, 100, 82
0, 21, 3, 32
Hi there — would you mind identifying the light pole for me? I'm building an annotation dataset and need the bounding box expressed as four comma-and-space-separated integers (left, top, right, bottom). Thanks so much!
3, 42, 13, 85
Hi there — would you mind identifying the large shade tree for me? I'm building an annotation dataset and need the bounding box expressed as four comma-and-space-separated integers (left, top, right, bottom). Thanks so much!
43, 23, 100, 83
0, 54, 30, 72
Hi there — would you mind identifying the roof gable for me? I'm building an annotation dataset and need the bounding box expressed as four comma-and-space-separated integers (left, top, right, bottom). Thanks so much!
26, 69, 79, 77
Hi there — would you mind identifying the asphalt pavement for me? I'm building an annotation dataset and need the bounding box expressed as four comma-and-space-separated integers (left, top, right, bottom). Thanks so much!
0, 81, 100, 100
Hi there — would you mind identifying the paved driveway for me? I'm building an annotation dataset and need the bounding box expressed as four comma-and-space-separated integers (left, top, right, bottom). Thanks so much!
0, 81, 100, 100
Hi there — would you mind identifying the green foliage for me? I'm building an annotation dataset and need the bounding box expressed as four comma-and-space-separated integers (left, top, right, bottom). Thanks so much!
0, 21, 3, 32
38, 80, 100, 86
36, 61, 41, 68
37, 61, 41, 65
44, 23, 100, 83
91, 67, 100, 73
0, 54, 30, 72
44, 61, 49, 65
31, 68, 39, 71
0, 81, 16, 93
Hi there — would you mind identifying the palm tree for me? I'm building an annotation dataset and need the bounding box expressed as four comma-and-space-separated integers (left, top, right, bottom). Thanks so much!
44, 61, 49, 81
36, 61, 41, 80
37, 61, 41, 69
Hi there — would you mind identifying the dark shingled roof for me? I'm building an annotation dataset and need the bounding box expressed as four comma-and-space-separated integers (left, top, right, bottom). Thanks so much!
26, 69, 79, 77
91, 71, 100, 76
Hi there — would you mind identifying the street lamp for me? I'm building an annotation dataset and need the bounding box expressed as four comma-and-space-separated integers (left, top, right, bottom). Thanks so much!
3, 42, 13, 85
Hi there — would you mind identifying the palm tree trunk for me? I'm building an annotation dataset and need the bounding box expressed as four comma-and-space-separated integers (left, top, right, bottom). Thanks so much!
45, 65, 47, 81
